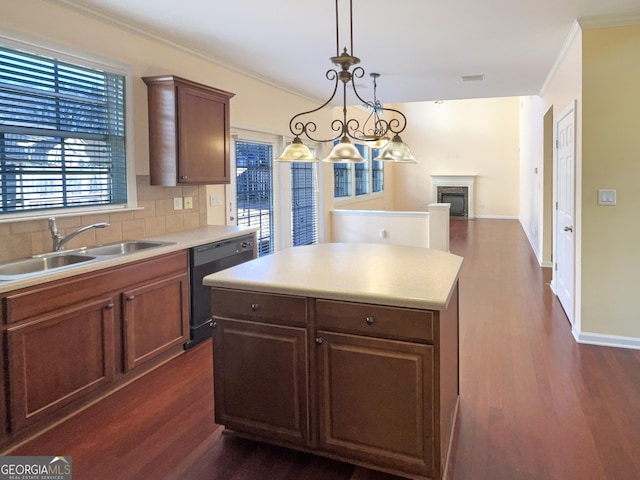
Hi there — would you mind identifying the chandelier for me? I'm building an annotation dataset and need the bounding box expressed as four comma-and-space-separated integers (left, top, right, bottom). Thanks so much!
276, 0, 416, 163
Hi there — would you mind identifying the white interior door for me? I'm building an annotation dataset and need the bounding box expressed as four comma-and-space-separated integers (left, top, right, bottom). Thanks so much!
554, 103, 576, 323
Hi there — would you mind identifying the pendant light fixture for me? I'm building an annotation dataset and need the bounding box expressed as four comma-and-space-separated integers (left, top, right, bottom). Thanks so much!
276, 0, 415, 163
355, 73, 389, 149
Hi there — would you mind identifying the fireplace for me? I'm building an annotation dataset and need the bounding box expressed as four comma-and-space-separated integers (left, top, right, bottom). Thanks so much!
431, 175, 475, 219
438, 187, 467, 216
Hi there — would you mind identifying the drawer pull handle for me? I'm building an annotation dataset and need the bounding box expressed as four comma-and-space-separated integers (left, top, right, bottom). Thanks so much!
315, 337, 325, 345
127, 295, 135, 301
365, 316, 375, 325
251, 303, 260, 311
105, 303, 114, 310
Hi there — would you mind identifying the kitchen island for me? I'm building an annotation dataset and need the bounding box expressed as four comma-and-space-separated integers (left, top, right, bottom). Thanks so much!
203, 243, 463, 480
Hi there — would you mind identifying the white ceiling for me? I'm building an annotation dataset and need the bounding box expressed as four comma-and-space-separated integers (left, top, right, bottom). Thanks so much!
60, 0, 639, 105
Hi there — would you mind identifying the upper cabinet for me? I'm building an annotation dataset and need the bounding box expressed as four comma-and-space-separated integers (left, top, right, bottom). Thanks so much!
143, 75, 235, 186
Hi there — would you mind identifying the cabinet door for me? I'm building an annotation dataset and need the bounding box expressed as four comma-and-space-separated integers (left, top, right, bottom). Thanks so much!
177, 84, 230, 184
6, 296, 116, 433
212, 318, 308, 445
123, 273, 189, 371
316, 331, 435, 478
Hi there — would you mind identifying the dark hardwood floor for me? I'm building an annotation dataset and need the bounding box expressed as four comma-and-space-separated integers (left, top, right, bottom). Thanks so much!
6, 219, 640, 479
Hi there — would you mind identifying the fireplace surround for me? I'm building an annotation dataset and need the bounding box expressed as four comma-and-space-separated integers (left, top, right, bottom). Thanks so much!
431, 175, 475, 219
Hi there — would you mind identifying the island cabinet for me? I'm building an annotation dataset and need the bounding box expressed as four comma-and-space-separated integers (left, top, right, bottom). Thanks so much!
142, 75, 235, 186
211, 290, 309, 446
0, 251, 189, 444
210, 285, 460, 480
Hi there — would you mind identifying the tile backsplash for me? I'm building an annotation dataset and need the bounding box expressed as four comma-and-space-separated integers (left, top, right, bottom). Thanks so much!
0, 176, 208, 262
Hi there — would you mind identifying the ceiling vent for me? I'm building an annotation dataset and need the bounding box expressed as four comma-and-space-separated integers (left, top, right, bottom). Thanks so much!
461, 74, 486, 82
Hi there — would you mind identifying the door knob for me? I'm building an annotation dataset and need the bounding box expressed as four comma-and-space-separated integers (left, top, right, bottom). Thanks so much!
564, 226, 573, 232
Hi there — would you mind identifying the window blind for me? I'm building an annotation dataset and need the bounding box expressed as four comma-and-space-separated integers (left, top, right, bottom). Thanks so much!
0, 45, 127, 213
291, 162, 317, 246
235, 140, 274, 256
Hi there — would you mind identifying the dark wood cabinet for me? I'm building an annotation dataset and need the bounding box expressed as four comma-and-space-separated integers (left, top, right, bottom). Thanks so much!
0, 251, 189, 443
210, 286, 460, 480
143, 75, 235, 186
212, 318, 308, 445
316, 331, 435, 477
123, 272, 189, 371
6, 296, 116, 432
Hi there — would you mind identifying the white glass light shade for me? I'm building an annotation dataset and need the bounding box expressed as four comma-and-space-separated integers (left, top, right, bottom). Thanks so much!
374, 134, 417, 163
361, 134, 390, 149
323, 136, 366, 163
276, 137, 318, 162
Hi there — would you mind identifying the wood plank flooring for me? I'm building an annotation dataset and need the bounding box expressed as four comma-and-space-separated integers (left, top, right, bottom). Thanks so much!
6, 219, 640, 479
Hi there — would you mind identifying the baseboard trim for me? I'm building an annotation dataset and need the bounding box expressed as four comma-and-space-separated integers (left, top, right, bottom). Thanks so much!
475, 215, 519, 220
574, 331, 640, 351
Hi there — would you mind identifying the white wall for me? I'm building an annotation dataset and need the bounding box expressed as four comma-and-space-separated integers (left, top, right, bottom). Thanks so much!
390, 98, 520, 217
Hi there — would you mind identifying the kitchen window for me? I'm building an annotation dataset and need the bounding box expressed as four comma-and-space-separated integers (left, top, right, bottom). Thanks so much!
233, 134, 320, 255
235, 139, 274, 256
0, 43, 128, 217
333, 142, 384, 202
291, 161, 318, 246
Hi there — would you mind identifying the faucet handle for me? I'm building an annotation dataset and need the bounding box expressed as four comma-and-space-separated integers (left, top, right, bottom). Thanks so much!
48, 217, 59, 236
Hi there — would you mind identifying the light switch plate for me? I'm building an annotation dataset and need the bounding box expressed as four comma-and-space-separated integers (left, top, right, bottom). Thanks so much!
598, 189, 616, 206
183, 196, 193, 209
173, 197, 183, 210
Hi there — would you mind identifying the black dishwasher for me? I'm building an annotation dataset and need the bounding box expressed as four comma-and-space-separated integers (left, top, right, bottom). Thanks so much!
185, 234, 255, 349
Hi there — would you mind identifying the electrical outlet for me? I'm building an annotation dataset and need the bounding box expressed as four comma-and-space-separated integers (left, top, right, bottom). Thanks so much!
210, 194, 222, 206
183, 196, 193, 209
173, 197, 183, 210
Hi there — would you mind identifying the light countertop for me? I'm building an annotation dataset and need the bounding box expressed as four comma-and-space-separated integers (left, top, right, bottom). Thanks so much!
0, 225, 256, 294
203, 243, 463, 311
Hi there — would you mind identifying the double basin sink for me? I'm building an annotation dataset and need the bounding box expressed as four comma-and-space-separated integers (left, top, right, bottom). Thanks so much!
0, 240, 176, 281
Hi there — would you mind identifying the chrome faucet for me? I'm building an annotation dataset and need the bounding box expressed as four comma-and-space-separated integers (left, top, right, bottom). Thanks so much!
48, 217, 110, 252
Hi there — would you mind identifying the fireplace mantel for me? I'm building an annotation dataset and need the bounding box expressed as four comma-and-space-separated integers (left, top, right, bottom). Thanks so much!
431, 175, 476, 219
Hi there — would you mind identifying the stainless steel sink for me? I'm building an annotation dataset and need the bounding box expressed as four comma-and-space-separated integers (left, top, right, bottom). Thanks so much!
0, 254, 96, 279
83, 240, 174, 256
0, 240, 176, 281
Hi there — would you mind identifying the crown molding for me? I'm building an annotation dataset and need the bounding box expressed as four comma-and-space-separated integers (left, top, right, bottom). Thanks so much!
578, 12, 640, 29
539, 20, 581, 95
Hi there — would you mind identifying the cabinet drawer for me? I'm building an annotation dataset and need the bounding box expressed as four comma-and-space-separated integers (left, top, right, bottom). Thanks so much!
211, 288, 307, 327
316, 299, 433, 342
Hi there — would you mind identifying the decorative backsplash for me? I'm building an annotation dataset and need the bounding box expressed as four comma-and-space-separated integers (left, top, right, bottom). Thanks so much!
0, 176, 208, 262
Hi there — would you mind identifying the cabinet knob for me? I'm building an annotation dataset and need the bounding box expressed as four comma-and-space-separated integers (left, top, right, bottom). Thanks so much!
365, 316, 375, 325
315, 337, 325, 345
251, 303, 260, 311
127, 295, 135, 301
180, 175, 188, 180
105, 303, 114, 310
210, 321, 217, 329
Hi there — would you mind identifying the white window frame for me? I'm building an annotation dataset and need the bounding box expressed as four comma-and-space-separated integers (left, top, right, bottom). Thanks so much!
333, 142, 384, 207
0, 35, 137, 223
229, 130, 324, 254
278, 137, 322, 249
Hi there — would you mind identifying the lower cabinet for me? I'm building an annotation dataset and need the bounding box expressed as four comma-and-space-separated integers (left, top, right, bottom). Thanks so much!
213, 318, 309, 445
211, 288, 459, 480
316, 331, 435, 478
6, 296, 116, 433
123, 273, 189, 371
1, 251, 189, 444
